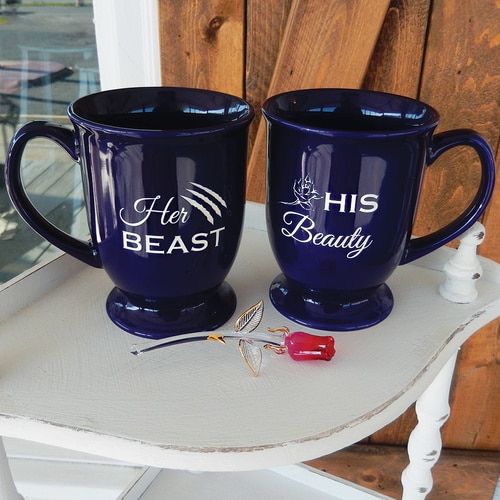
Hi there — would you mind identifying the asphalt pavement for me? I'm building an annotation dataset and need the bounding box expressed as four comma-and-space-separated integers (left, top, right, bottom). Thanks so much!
0, 4, 99, 117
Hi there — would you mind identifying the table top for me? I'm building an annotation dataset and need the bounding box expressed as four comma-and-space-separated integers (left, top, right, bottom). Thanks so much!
0, 202, 498, 471
0, 60, 70, 95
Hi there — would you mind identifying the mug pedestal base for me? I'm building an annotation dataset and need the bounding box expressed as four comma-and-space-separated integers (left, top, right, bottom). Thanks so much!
269, 274, 393, 331
106, 282, 237, 339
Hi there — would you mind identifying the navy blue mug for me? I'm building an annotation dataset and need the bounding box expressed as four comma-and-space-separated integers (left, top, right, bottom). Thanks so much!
263, 89, 495, 331
6, 87, 254, 338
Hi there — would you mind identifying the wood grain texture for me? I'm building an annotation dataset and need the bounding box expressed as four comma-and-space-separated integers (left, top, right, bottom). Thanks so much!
159, 0, 244, 96
362, 0, 431, 96
246, 0, 391, 202
442, 320, 500, 450
414, 0, 500, 450
307, 444, 500, 499
360, 0, 433, 448
479, 139, 500, 258
369, 406, 417, 446
414, 0, 499, 240
245, 0, 292, 154
155, 0, 500, 452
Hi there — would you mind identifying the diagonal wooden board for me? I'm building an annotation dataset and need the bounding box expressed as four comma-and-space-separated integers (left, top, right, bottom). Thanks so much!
245, 0, 293, 152
246, 0, 391, 202
362, 0, 431, 98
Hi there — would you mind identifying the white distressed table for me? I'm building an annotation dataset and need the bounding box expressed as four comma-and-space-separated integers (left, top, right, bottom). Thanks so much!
0, 202, 498, 499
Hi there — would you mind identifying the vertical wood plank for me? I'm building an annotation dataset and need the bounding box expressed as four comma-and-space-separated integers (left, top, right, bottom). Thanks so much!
413, 0, 500, 449
369, 408, 417, 447
442, 321, 500, 450
245, 0, 292, 153
159, 0, 245, 96
157, 0, 499, 451
360, 0, 431, 447
246, 0, 391, 202
362, 0, 431, 97
451, 143, 500, 451
414, 0, 499, 240
479, 140, 500, 258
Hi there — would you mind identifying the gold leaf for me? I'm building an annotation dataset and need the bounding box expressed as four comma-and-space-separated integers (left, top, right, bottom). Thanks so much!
207, 334, 226, 344
238, 339, 262, 377
233, 300, 264, 333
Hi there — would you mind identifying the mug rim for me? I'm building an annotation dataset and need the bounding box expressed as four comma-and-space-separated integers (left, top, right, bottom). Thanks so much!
68, 86, 255, 137
262, 88, 440, 138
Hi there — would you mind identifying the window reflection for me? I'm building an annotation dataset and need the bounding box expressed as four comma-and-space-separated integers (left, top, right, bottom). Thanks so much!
0, 1, 99, 282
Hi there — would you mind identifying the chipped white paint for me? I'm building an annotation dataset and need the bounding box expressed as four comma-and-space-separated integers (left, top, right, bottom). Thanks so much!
439, 222, 485, 303
0, 438, 23, 500
401, 353, 457, 499
402, 225, 487, 499
0, 203, 497, 477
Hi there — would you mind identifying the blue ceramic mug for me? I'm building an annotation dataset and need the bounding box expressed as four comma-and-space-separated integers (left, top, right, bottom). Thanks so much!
263, 89, 495, 331
6, 87, 254, 338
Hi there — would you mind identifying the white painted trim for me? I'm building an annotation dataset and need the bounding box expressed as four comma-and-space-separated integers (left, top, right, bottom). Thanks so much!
0, 438, 23, 500
4, 437, 128, 466
140, 0, 162, 86
9, 458, 146, 500
93, 0, 161, 90
3, 438, 157, 500
119, 468, 161, 500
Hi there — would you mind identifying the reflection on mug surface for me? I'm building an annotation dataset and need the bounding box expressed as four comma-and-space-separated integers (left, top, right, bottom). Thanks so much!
263, 88, 495, 331
6, 87, 254, 338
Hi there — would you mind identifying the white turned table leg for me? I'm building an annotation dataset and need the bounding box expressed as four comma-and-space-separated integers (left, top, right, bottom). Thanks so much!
401, 222, 487, 498
0, 438, 23, 500
439, 222, 485, 304
401, 353, 457, 499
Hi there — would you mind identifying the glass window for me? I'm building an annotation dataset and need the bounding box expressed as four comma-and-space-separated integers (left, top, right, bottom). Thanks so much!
0, 0, 99, 283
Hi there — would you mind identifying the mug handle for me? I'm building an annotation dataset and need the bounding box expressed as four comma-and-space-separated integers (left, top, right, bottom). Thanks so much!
5, 121, 102, 268
401, 129, 495, 265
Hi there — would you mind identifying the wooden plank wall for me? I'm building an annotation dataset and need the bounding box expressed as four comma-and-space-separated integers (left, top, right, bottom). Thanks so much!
246, 0, 390, 201
365, 0, 500, 450
159, 0, 245, 96
159, 0, 500, 451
